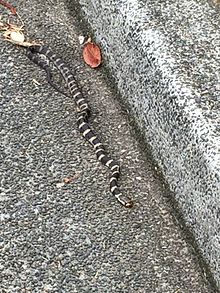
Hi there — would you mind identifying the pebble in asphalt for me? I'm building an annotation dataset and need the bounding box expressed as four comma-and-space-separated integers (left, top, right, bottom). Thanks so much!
0, 0, 217, 292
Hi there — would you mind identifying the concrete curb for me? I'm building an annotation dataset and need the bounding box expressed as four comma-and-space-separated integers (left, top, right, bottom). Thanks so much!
75, 0, 220, 287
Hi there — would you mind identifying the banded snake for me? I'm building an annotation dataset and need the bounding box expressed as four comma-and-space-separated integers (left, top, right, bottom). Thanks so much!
27, 45, 133, 208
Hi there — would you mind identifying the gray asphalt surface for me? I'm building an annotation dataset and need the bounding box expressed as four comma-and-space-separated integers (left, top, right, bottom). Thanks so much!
0, 1, 216, 292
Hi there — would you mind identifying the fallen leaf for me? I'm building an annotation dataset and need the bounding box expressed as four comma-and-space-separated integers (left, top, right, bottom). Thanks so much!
63, 173, 81, 184
0, 0, 17, 15
3, 36, 41, 47
1, 21, 40, 47
83, 41, 102, 68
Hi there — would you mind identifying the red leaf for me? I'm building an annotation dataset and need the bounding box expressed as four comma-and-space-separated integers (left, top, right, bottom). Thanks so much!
83, 42, 102, 68
0, 0, 17, 15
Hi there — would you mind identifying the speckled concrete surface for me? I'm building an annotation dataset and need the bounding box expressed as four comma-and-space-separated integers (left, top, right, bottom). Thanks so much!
71, 0, 220, 287
0, 0, 217, 292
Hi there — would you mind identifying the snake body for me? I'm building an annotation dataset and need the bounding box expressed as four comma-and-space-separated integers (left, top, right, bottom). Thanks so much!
26, 48, 69, 97
27, 45, 133, 208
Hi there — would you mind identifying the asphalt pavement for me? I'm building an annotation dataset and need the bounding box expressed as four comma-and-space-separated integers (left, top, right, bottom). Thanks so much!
0, 0, 217, 292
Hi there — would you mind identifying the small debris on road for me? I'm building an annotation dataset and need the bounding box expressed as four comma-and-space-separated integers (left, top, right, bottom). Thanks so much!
63, 172, 81, 184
